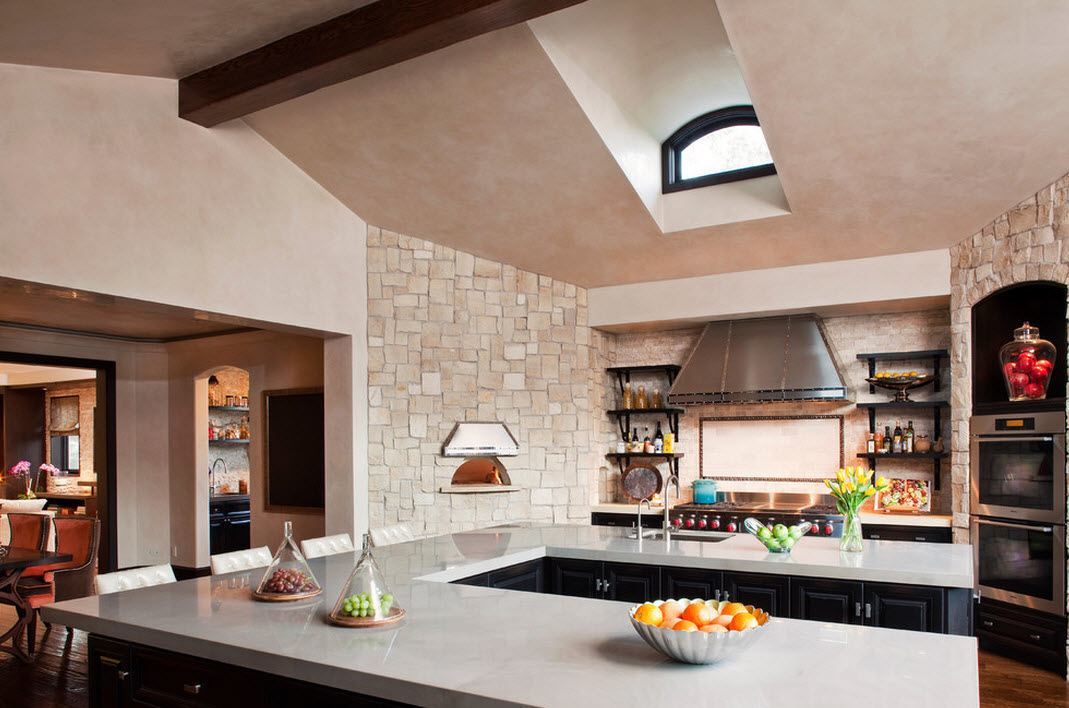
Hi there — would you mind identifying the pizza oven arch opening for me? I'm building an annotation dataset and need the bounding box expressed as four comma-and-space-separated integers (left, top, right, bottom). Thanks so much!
450, 457, 510, 487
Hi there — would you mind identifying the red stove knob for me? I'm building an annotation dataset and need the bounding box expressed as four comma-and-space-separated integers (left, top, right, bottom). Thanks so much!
671, 517, 683, 528
684, 517, 696, 529
697, 518, 708, 529
726, 521, 738, 533
710, 518, 721, 530
808, 522, 821, 535
823, 523, 834, 536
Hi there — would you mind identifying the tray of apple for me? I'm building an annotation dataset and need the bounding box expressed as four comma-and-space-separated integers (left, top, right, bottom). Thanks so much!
629, 598, 769, 664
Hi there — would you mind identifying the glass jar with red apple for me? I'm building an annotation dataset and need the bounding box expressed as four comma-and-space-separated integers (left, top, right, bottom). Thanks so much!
1000, 322, 1057, 401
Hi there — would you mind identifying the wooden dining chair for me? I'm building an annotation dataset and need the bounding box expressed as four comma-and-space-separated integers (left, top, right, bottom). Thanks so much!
7, 513, 49, 551
18, 516, 100, 655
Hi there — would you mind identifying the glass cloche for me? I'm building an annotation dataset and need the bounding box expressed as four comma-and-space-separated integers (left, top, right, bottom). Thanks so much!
253, 521, 322, 601
1000, 322, 1057, 401
328, 534, 405, 627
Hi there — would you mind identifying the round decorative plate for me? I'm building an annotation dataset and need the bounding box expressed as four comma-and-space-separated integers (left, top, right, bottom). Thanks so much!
621, 464, 663, 502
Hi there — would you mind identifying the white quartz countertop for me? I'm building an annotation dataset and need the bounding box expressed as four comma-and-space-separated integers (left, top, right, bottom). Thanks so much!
44, 525, 977, 707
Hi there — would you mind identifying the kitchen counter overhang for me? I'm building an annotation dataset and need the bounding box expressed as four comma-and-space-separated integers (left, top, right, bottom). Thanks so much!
43, 525, 978, 707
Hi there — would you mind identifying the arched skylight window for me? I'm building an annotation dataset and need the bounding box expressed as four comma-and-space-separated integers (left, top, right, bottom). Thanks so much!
662, 105, 776, 193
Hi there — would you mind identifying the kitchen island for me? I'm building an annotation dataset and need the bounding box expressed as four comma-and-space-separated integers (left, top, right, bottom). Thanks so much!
43, 525, 978, 707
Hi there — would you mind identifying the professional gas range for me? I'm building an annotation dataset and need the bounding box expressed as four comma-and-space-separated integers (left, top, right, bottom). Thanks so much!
669, 492, 845, 539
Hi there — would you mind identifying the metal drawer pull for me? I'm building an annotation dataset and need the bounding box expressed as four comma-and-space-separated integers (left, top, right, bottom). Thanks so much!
603, 580, 610, 592
855, 602, 862, 617
870, 534, 881, 539
714, 590, 720, 601
982, 620, 994, 628
184, 684, 202, 695
595, 579, 602, 592
914, 536, 926, 542
864, 603, 872, 619
117, 671, 129, 680
99, 656, 123, 668
1029, 633, 1042, 641
721, 591, 729, 601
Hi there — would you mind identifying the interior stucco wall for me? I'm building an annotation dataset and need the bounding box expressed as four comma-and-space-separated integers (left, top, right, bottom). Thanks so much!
0, 62, 369, 558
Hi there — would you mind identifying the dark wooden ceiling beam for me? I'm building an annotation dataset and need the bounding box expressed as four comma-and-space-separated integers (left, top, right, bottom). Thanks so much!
179, 0, 586, 127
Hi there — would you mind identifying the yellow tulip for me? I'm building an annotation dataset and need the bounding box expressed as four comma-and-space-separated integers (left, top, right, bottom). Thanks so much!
824, 479, 833, 489
843, 481, 855, 493
876, 476, 889, 488
865, 487, 876, 497
836, 469, 845, 483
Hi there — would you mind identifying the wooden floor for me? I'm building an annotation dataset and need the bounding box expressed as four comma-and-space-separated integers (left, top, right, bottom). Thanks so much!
0, 605, 1063, 707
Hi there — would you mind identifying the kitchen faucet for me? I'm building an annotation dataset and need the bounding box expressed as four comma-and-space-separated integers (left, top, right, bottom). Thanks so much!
662, 472, 680, 539
631, 498, 654, 539
210, 458, 228, 496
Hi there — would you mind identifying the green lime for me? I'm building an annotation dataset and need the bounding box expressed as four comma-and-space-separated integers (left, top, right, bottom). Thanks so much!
773, 524, 789, 540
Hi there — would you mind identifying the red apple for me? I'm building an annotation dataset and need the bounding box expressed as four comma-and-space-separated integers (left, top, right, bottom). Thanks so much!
1016, 351, 1037, 374
1031, 366, 1050, 384
1033, 358, 1053, 373
1010, 372, 1031, 396
1003, 361, 1018, 378
1025, 382, 1045, 399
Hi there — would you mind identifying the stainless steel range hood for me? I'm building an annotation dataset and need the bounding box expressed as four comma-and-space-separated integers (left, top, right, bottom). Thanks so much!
668, 315, 848, 404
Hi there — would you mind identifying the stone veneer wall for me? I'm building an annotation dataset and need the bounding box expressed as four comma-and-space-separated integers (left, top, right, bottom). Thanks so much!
599, 311, 951, 511
207, 367, 250, 494
366, 226, 601, 535
949, 172, 1069, 544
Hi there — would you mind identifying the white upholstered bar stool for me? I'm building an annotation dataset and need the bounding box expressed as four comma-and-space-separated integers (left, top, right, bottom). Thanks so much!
370, 523, 417, 547
299, 533, 354, 559
95, 564, 177, 595
210, 546, 272, 575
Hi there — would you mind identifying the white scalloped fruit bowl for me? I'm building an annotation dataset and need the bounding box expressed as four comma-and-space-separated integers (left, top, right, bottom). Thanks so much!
629, 599, 769, 665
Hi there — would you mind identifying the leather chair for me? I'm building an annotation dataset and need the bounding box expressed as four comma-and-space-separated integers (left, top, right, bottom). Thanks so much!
209, 546, 272, 575
95, 564, 176, 595
19, 516, 100, 655
370, 523, 417, 547
7, 513, 49, 551
299, 533, 354, 559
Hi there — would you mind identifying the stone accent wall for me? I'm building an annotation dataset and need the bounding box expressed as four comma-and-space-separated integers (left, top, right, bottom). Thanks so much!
949, 172, 1069, 542
208, 366, 250, 494
366, 227, 600, 535
602, 311, 951, 510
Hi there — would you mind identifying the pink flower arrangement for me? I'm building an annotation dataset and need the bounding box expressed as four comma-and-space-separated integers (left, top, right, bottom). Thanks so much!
8, 460, 31, 477
39, 463, 60, 477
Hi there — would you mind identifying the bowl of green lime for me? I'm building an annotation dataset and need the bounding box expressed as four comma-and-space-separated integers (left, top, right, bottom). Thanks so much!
743, 517, 812, 553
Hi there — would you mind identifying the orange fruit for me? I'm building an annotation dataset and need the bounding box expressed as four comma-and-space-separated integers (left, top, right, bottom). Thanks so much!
659, 618, 680, 629
700, 623, 728, 633
672, 620, 699, 632
720, 602, 747, 616
681, 602, 714, 627
659, 600, 685, 623
633, 603, 664, 626
712, 613, 734, 627
729, 612, 759, 631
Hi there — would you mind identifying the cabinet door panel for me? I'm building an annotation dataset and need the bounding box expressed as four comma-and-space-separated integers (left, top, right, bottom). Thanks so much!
722, 571, 790, 616
488, 559, 544, 593
453, 573, 490, 587
662, 567, 723, 601
89, 636, 131, 708
790, 577, 863, 624
604, 562, 660, 603
226, 512, 251, 552
864, 583, 945, 633
548, 559, 601, 598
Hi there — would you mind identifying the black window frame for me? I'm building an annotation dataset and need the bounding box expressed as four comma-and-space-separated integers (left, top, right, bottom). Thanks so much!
661, 105, 776, 193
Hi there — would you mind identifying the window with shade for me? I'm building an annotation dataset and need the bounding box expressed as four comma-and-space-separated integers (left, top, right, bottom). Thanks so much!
49, 395, 80, 473
661, 105, 776, 193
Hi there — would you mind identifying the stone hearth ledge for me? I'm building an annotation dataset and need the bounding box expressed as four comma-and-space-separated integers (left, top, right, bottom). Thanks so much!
43, 525, 977, 708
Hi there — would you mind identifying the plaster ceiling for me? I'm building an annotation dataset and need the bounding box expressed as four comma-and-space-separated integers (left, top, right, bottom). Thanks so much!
0, 363, 96, 386
3, 1, 1069, 288
0, 0, 371, 78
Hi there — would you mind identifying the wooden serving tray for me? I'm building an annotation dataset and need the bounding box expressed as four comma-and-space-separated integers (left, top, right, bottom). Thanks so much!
251, 587, 323, 603
327, 606, 406, 628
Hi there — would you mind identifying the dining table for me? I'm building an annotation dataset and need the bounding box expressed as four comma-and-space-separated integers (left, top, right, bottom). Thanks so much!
0, 546, 72, 662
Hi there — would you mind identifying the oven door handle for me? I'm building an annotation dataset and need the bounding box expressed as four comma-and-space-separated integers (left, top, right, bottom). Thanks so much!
974, 435, 1056, 443
974, 518, 1055, 533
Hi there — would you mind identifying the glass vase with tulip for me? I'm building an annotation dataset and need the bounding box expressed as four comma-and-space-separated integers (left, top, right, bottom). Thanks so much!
824, 467, 889, 552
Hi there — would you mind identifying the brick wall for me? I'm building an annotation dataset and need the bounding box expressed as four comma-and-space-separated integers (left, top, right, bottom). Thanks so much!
949, 172, 1069, 542
602, 311, 951, 510
367, 227, 599, 535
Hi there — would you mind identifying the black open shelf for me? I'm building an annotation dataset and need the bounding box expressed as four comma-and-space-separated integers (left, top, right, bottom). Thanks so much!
857, 349, 948, 395
209, 405, 249, 413
606, 452, 683, 476
606, 365, 684, 444
607, 407, 685, 439
210, 439, 250, 445
855, 400, 950, 410
972, 398, 1067, 415
857, 452, 948, 461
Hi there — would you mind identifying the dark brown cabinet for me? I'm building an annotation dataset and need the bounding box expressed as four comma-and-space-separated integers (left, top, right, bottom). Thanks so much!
662, 566, 722, 600
209, 495, 250, 555
88, 635, 131, 708
722, 571, 790, 616
488, 559, 544, 593
791, 577, 864, 624
547, 559, 660, 602
864, 582, 945, 633
862, 525, 952, 544
548, 558, 600, 598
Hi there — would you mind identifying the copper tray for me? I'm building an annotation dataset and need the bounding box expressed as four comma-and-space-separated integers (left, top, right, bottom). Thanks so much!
328, 606, 406, 628
621, 463, 662, 502
251, 587, 323, 603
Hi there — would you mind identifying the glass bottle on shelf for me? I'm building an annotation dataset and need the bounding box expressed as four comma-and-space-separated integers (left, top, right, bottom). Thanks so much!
630, 427, 640, 453
905, 420, 915, 453
651, 388, 663, 408
207, 375, 221, 407
636, 385, 648, 409
866, 433, 876, 454
253, 521, 322, 601
883, 426, 892, 454
329, 534, 405, 626
622, 382, 633, 409
653, 422, 664, 453
642, 426, 652, 453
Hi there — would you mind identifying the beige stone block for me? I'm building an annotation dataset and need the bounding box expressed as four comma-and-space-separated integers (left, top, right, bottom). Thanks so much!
503, 372, 526, 390
474, 257, 502, 278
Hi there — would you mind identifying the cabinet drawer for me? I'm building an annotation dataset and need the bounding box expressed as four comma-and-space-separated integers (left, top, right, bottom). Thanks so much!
863, 525, 951, 544
977, 609, 1063, 651
131, 646, 264, 707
